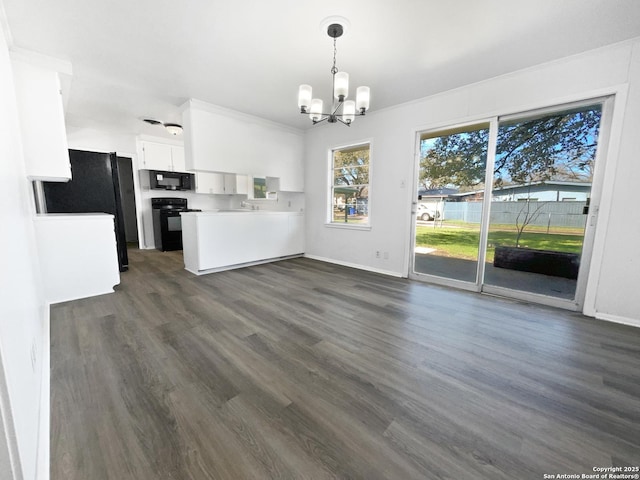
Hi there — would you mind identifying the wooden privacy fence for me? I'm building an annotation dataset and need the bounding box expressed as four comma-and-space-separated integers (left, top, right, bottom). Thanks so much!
442, 201, 588, 229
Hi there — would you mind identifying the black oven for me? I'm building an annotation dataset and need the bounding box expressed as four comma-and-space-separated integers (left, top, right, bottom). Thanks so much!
151, 197, 200, 251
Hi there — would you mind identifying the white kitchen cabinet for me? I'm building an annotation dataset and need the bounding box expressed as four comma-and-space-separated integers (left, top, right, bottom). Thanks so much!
12, 60, 71, 181
182, 100, 304, 192
196, 172, 225, 194
170, 145, 186, 171
33, 213, 120, 303
235, 174, 249, 195
140, 141, 186, 172
223, 174, 237, 194
181, 211, 304, 274
196, 172, 247, 195
266, 176, 280, 192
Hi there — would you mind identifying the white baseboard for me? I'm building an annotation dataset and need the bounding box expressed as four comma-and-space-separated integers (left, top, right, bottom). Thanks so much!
186, 254, 304, 276
595, 312, 640, 329
303, 254, 405, 278
36, 303, 50, 480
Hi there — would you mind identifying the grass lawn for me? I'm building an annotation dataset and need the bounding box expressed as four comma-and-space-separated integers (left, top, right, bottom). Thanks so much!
415, 223, 584, 262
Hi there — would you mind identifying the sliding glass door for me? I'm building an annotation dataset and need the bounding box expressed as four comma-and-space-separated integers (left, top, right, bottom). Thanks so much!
411, 99, 609, 309
413, 123, 490, 284
483, 104, 602, 301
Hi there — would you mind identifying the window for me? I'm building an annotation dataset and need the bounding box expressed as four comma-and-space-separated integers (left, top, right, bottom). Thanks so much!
253, 177, 266, 198
330, 143, 370, 225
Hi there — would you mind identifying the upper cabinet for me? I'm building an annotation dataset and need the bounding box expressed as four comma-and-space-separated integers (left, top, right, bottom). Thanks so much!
195, 172, 249, 195
182, 100, 304, 191
140, 141, 186, 172
12, 59, 71, 181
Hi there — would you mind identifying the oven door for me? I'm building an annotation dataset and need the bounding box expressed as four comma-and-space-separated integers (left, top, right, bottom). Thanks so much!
158, 210, 184, 251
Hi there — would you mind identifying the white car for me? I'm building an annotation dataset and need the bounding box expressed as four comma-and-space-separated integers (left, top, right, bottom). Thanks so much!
416, 204, 439, 221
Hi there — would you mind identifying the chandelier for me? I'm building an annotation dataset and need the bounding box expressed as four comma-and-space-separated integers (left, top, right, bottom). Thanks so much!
297, 23, 370, 126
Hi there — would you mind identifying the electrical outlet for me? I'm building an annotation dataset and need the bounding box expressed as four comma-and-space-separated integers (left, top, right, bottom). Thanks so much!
375, 250, 381, 258
383, 251, 389, 260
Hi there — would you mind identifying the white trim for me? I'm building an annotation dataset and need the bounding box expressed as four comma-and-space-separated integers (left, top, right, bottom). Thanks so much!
410, 270, 480, 292
476, 118, 498, 285
9, 47, 72, 76
0, 341, 23, 480
35, 304, 50, 480
571, 96, 615, 311
481, 285, 580, 311
304, 254, 404, 278
185, 254, 303, 276
136, 134, 184, 148
373, 37, 638, 121
328, 139, 373, 228
324, 223, 371, 231
179, 99, 304, 136
0, 1, 13, 47
583, 86, 630, 317
594, 312, 640, 329
410, 84, 629, 142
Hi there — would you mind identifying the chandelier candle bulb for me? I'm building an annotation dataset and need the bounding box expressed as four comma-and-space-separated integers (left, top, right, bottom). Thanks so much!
343, 100, 355, 123
298, 84, 312, 111
309, 98, 323, 122
356, 86, 370, 112
334, 72, 349, 100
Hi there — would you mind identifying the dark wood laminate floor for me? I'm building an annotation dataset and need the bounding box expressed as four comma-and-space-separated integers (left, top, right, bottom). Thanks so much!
50, 248, 640, 480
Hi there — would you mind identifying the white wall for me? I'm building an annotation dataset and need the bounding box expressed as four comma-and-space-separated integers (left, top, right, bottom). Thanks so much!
0, 20, 48, 480
304, 38, 640, 325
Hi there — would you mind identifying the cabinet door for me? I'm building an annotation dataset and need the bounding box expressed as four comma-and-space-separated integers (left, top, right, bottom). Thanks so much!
12, 61, 71, 181
142, 142, 173, 171
223, 174, 237, 194
235, 175, 249, 195
170, 146, 186, 172
266, 176, 280, 192
195, 172, 225, 194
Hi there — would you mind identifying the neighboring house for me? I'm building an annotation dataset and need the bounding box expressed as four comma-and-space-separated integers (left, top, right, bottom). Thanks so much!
491, 181, 591, 202
447, 181, 591, 202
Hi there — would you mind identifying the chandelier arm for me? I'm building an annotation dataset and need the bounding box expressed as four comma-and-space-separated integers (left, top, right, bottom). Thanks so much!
330, 99, 343, 116
312, 116, 329, 125
336, 117, 352, 127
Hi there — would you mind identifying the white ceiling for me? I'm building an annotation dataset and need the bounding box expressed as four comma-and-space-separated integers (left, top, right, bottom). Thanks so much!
3, 0, 640, 135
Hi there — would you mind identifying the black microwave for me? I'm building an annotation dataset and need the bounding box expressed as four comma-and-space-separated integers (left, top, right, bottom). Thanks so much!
149, 170, 194, 191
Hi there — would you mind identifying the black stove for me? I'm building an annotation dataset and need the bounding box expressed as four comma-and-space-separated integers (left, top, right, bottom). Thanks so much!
151, 198, 200, 251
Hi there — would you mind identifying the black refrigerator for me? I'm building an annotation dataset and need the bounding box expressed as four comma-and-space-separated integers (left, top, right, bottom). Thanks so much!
43, 150, 129, 271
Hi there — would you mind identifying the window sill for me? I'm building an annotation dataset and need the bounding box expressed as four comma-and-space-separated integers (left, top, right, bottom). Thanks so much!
325, 222, 372, 231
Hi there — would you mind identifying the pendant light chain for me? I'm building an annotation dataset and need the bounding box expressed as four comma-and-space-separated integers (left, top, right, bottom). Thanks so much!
331, 37, 338, 75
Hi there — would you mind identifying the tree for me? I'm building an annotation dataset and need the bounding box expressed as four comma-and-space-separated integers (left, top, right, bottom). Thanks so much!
419, 106, 601, 247
419, 107, 601, 190
333, 148, 369, 199
420, 129, 487, 190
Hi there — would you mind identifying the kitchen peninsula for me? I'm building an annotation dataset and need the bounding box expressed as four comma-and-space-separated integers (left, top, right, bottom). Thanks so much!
180, 210, 304, 274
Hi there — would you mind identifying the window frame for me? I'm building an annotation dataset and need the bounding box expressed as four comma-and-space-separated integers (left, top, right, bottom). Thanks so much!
327, 141, 372, 230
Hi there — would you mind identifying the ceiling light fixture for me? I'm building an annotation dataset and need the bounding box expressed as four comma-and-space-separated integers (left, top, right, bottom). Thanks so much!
297, 23, 370, 126
163, 123, 183, 136
143, 118, 183, 135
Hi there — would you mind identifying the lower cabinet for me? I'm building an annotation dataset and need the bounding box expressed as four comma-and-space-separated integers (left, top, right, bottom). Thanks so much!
33, 214, 120, 303
181, 212, 304, 274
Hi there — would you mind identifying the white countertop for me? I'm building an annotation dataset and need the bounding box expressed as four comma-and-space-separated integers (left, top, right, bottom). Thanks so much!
34, 213, 115, 221
180, 210, 303, 216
